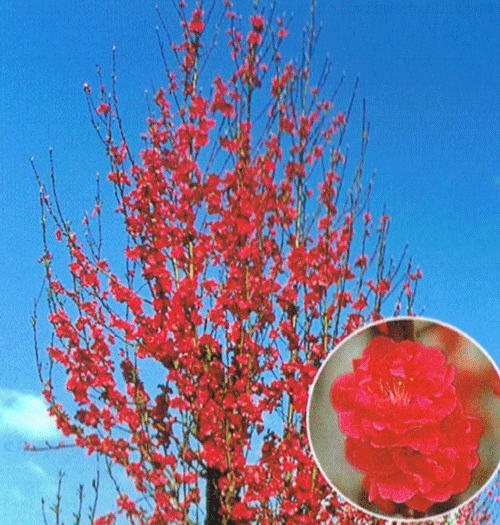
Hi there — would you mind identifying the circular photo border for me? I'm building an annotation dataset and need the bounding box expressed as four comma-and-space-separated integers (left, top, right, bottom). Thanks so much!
306, 316, 500, 522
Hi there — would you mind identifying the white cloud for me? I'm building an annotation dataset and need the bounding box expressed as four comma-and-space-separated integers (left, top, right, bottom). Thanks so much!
23, 459, 49, 480
0, 388, 60, 440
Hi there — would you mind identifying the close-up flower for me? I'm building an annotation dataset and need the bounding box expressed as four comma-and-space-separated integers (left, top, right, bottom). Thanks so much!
330, 334, 484, 514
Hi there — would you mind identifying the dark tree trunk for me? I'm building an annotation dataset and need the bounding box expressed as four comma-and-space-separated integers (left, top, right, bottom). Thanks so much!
205, 467, 237, 525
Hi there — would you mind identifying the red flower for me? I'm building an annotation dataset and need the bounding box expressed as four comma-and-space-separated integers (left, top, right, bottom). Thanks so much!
250, 14, 264, 32
330, 336, 483, 513
188, 8, 205, 33
277, 27, 288, 39
96, 102, 111, 115
331, 337, 457, 446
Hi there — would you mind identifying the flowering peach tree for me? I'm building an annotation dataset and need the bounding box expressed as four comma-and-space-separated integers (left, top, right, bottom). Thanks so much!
31, 1, 498, 524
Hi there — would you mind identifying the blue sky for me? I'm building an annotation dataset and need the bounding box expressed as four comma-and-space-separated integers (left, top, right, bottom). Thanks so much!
1, 0, 500, 523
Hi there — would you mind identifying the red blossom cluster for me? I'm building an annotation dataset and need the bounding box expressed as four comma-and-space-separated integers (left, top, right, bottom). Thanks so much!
330, 335, 483, 515
34, 2, 427, 524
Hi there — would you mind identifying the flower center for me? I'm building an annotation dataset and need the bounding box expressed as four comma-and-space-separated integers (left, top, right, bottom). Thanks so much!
385, 378, 411, 406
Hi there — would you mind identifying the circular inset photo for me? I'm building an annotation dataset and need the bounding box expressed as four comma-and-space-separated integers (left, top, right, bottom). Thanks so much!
307, 317, 500, 522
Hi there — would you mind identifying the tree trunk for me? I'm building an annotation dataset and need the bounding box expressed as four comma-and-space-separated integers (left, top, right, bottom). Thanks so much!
205, 468, 237, 525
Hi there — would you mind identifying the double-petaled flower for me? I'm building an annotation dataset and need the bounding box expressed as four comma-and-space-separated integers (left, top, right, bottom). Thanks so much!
330, 336, 483, 514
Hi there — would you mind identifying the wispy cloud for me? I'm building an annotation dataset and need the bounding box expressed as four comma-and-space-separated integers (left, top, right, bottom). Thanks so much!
0, 388, 60, 440
24, 459, 50, 480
